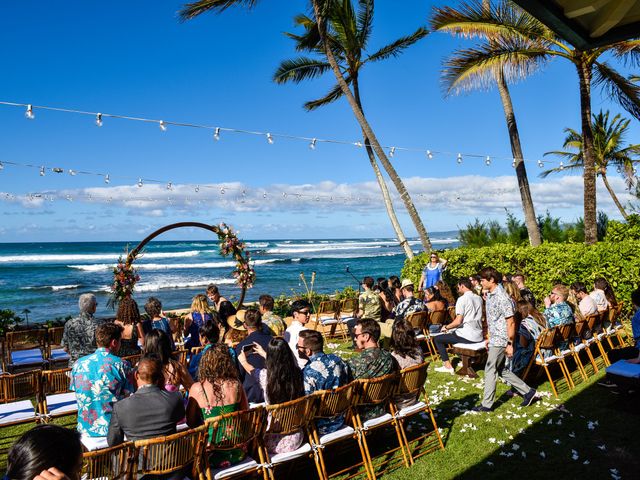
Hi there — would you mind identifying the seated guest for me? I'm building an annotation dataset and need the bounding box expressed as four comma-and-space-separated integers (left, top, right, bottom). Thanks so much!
570, 282, 598, 318
470, 275, 483, 296
238, 337, 305, 455
186, 345, 249, 469
284, 299, 311, 368
435, 280, 456, 308
390, 320, 424, 409
144, 329, 193, 392
71, 323, 132, 438
184, 294, 215, 350
259, 294, 286, 336
207, 284, 229, 312
513, 273, 536, 307
389, 276, 404, 304
62, 293, 104, 365
424, 287, 446, 313
433, 278, 484, 374
594, 277, 618, 311
392, 279, 425, 322
188, 320, 221, 380
5, 425, 83, 480
590, 278, 611, 312
114, 295, 142, 358
502, 280, 522, 303
348, 319, 399, 420
107, 357, 185, 446
378, 279, 397, 321
357, 276, 382, 322
543, 285, 574, 327
297, 330, 349, 435
510, 300, 547, 378
143, 296, 173, 340
234, 309, 272, 403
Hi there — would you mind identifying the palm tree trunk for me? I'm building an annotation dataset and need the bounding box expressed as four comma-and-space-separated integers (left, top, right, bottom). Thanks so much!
352, 80, 414, 259
601, 171, 629, 219
577, 58, 598, 244
495, 69, 542, 246
311, 0, 432, 251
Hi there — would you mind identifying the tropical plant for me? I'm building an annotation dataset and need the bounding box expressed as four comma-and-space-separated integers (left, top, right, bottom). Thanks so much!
0, 309, 22, 336
178, 0, 434, 251
542, 110, 640, 219
273, 0, 428, 259
429, 0, 640, 245
431, 0, 541, 247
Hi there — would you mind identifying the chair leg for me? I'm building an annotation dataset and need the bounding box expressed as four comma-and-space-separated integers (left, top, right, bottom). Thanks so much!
542, 365, 559, 398
391, 419, 410, 468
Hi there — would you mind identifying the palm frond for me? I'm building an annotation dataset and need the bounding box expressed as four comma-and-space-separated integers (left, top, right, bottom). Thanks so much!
356, 0, 374, 49
273, 57, 332, 84
178, 0, 259, 21
593, 61, 640, 120
543, 150, 582, 162
288, 14, 323, 52
610, 39, 640, 68
538, 163, 583, 178
304, 79, 352, 111
366, 27, 428, 63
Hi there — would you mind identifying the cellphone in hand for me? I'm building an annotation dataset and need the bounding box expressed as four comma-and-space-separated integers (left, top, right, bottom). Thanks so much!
242, 344, 256, 354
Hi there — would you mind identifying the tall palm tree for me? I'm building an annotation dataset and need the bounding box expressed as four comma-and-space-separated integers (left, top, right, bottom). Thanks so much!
541, 110, 640, 220
179, 0, 433, 251
273, 1, 428, 259
429, 0, 640, 244
431, 0, 542, 246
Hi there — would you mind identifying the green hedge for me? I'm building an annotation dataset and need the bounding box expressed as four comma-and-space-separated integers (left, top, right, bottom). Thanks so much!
401, 241, 640, 314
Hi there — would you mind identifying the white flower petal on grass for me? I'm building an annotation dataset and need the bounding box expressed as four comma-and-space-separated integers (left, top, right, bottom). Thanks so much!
587, 420, 599, 430
486, 461, 494, 467
497, 440, 505, 446
598, 445, 606, 451
571, 449, 579, 460
540, 451, 546, 459
583, 460, 590, 465
553, 439, 561, 445
512, 444, 520, 451
569, 432, 576, 438
488, 438, 496, 444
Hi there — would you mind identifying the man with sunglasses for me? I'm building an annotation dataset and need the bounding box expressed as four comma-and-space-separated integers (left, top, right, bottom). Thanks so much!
543, 284, 574, 328
284, 299, 312, 368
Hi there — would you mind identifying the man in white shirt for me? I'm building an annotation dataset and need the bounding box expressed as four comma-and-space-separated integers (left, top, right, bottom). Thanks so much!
284, 299, 311, 369
434, 278, 484, 374
570, 281, 598, 318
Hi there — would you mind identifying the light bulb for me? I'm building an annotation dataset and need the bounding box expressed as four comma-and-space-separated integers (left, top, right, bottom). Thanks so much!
52, 167, 63, 173
25, 104, 35, 120
266, 133, 274, 144
0, 161, 4, 171
39, 166, 45, 176
220, 187, 225, 195
485, 156, 491, 166
354, 142, 363, 148
66, 194, 73, 202
263, 192, 267, 199
512, 158, 517, 168
69, 169, 77, 176
282, 192, 287, 198
457, 153, 463, 164
96, 113, 103, 127
427, 150, 433, 160
194, 185, 199, 193
159, 120, 167, 132
309, 138, 317, 150
538, 160, 544, 168
137, 178, 143, 188
167, 182, 172, 190
104, 174, 110, 184
389, 147, 396, 158
559, 161, 564, 170
213, 127, 220, 141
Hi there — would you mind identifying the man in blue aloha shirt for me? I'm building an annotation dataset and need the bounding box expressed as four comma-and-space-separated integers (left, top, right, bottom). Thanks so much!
543, 284, 575, 327
297, 330, 350, 435
71, 322, 133, 438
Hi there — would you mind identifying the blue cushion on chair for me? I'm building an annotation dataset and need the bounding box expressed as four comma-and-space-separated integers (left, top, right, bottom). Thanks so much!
606, 360, 640, 379
10, 349, 43, 365
49, 348, 70, 361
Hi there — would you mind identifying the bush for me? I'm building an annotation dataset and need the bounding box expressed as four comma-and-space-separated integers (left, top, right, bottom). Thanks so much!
401, 241, 640, 314
0, 309, 22, 336
605, 214, 640, 242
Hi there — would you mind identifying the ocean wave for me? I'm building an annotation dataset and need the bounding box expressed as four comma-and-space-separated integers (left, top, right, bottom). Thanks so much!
431, 237, 458, 244
21, 284, 81, 291
245, 242, 269, 248
267, 245, 383, 254
0, 251, 201, 264
68, 258, 284, 272
98, 278, 236, 293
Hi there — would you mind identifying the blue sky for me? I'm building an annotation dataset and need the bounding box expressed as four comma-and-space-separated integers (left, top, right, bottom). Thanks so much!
0, 0, 638, 242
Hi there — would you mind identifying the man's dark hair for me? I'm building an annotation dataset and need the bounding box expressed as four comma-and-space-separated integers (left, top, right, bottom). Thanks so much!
243, 308, 262, 329
199, 320, 220, 344
570, 281, 588, 294
299, 330, 324, 353
144, 296, 162, 318
479, 267, 502, 284
356, 318, 381, 342
457, 277, 472, 290
206, 284, 219, 296
363, 276, 374, 288
137, 357, 163, 385
631, 288, 640, 308
403, 284, 414, 293
96, 322, 123, 348
259, 294, 275, 311
291, 299, 311, 314
513, 273, 525, 281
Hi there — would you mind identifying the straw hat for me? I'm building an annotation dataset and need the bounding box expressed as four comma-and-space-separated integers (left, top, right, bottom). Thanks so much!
226, 309, 247, 331
401, 278, 414, 289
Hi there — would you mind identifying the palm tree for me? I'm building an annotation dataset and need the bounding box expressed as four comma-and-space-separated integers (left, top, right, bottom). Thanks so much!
431, 0, 541, 246
273, 1, 428, 258
21, 308, 30, 328
541, 110, 640, 220
429, 0, 640, 244
179, 0, 433, 251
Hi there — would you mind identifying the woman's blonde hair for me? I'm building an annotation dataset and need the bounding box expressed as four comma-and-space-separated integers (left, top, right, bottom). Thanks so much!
503, 281, 522, 302
190, 294, 211, 315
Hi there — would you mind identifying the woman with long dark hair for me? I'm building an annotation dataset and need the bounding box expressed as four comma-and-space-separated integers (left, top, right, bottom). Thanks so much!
510, 300, 547, 378
593, 277, 618, 309
390, 319, 424, 408
114, 295, 142, 357
143, 329, 193, 392
238, 337, 304, 454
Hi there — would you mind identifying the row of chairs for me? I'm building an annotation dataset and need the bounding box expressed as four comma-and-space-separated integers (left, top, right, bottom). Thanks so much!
82, 361, 442, 480
0, 327, 69, 373
285, 298, 358, 342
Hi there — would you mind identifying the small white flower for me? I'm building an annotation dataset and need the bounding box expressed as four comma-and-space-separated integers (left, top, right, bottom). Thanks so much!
569, 432, 576, 438
486, 461, 494, 467
512, 444, 520, 451
553, 439, 561, 445
540, 451, 546, 459
571, 449, 579, 460
598, 445, 606, 451
488, 437, 496, 444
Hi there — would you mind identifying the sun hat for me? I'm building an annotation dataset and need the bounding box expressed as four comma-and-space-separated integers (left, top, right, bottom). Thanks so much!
401, 278, 414, 289
226, 309, 247, 331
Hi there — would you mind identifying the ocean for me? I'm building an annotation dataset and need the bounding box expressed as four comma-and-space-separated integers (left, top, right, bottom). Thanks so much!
0, 233, 459, 323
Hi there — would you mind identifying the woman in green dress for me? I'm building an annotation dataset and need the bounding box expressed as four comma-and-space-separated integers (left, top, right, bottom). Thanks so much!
186, 344, 249, 468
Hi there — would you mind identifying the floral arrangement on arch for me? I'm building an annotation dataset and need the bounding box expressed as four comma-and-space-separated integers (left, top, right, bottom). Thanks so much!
109, 253, 140, 307
217, 222, 256, 289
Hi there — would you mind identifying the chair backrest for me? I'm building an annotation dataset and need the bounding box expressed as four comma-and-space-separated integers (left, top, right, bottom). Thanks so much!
284, 316, 294, 327
536, 327, 559, 352
447, 306, 456, 322
41, 368, 72, 395
83, 441, 137, 480
353, 372, 399, 409
47, 327, 65, 347
405, 311, 428, 331
121, 353, 142, 369
315, 382, 356, 420
597, 309, 609, 329
556, 324, 573, 345
1, 370, 40, 404
135, 425, 207, 477
573, 318, 589, 340
395, 362, 430, 399
429, 310, 447, 326
172, 349, 189, 367
265, 394, 318, 436
190, 346, 205, 357
6, 329, 47, 354
316, 300, 338, 316
340, 298, 358, 316
587, 312, 604, 333
204, 406, 266, 452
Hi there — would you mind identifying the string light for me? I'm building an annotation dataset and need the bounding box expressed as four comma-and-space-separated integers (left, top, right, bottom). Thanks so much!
52, 167, 63, 173
159, 120, 167, 132
69, 169, 77, 176
354, 142, 363, 148
95, 113, 103, 127
457, 153, 463, 164
25, 104, 35, 120
266, 133, 274, 144
512, 158, 517, 168
485, 156, 491, 166
220, 187, 225, 195
0, 161, 3, 170
104, 174, 110, 184
39, 166, 45, 176
213, 127, 221, 141
309, 138, 317, 150
137, 178, 143, 188
559, 161, 564, 170
389, 147, 396, 158
194, 185, 199, 193
427, 150, 433, 160
166, 182, 172, 190
538, 160, 544, 168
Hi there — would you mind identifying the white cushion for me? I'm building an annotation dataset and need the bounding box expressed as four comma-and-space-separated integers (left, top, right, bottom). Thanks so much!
398, 401, 427, 418
211, 456, 259, 479
573, 343, 586, 351
363, 413, 393, 429
318, 425, 355, 445
452, 341, 486, 351
0, 400, 36, 426
177, 422, 189, 432
429, 332, 445, 337
10, 349, 43, 365
46, 392, 77, 416
321, 319, 338, 325
50, 348, 70, 361
536, 355, 560, 365
340, 315, 354, 321
81, 435, 109, 451
269, 442, 312, 464
318, 315, 335, 321
416, 334, 426, 340
249, 402, 266, 409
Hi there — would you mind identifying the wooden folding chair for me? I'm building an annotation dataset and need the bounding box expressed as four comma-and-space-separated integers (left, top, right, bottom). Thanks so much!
447, 306, 456, 323
5, 329, 47, 373
585, 313, 610, 369
556, 324, 587, 385
173, 349, 189, 367
309, 383, 368, 480
203, 406, 268, 480
572, 318, 599, 376
0, 370, 41, 427
46, 326, 70, 369
406, 312, 432, 356
351, 373, 406, 480
426, 311, 448, 360
262, 395, 318, 480
522, 327, 572, 398
311, 301, 341, 340
82, 441, 137, 480
39, 367, 77, 419
391, 362, 443, 465
605, 303, 628, 349
135, 425, 207, 480
120, 353, 142, 369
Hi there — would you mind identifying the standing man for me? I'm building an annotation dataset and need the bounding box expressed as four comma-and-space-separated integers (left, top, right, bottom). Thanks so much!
284, 299, 311, 369
357, 277, 381, 322
259, 294, 286, 336
62, 293, 104, 365
473, 267, 536, 412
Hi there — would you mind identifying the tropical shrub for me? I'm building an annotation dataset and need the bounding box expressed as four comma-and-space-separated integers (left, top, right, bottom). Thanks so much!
605, 214, 640, 243
0, 309, 22, 336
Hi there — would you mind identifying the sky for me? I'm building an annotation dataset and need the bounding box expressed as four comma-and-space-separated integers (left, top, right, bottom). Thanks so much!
0, 0, 638, 242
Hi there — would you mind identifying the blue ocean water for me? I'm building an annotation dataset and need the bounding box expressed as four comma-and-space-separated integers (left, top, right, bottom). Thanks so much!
0, 233, 459, 323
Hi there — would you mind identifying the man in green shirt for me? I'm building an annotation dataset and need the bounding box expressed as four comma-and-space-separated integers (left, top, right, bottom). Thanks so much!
358, 276, 381, 322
